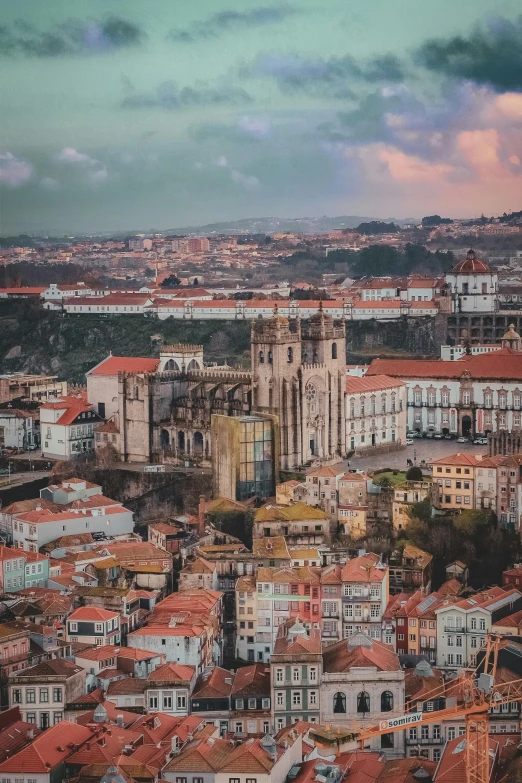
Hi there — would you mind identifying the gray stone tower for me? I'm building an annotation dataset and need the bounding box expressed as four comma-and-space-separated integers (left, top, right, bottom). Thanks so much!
251, 305, 346, 469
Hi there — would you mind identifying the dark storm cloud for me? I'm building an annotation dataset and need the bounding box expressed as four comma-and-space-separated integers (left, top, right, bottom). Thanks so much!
0, 16, 144, 57
415, 15, 522, 91
121, 80, 253, 109
241, 51, 404, 97
168, 5, 297, 43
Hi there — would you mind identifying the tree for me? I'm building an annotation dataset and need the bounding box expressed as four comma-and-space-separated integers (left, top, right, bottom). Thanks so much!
161, 274, 181, 288
143, 267, 155, 278
422, 215, 453, 227
355, 221, 399, 235
406, 466, 423, 481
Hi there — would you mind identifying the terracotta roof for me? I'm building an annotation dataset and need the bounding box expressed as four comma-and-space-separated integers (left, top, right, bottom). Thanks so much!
323, 637, 400, 673
273, 620, 322, 656
452, 250, 490, 274
0, 720, 42, 764
341, 552, 386, 583
231, 664, 270, 696
11, 659, 84, 679
163, 735, 284, 774
257, 565, 321, 584
346, 374, 404, 394
95, 420, 120, 433
147, 662, 195, 684
305, 464, 345, 478
0, 721, 93, 773
367, 347, 522, 381
193, 666, 234, 698
181, 557, 216, 575
67, 726, 142, 765
493, 608, 522, 628
68, 606, 120, 622
89, 356, 160, 376
107, 678, 147, 695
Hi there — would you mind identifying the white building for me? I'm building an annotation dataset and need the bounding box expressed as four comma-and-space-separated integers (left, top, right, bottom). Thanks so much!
345, 374, 407, 453
127, 623, 215, 675
11, 502, 134, 551
40, 396, 103, 459
0, 409, 38, 450
445, 249, 498, 312
435, 587, 522, 668
367, 343, 522, 438
145, 662, 196, 716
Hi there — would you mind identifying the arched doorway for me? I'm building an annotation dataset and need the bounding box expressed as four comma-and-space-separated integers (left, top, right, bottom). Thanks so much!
178, 431, 185, 453
462, 415, 472, 437
193, 431, 204, 457
164, 359, 180, 371
160, 429, 170, 449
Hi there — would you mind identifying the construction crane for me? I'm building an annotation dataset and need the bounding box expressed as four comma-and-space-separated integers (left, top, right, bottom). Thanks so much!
310, 634, 522, 783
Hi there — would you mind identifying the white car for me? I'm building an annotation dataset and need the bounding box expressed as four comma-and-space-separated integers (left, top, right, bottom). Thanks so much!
406, 439, 414, 445
457, 436, 468, 443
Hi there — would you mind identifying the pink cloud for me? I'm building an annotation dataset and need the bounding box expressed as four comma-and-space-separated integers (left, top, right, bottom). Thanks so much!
378, 148, 452, 183
457, 129, 500, 170
495, 93, 522, 120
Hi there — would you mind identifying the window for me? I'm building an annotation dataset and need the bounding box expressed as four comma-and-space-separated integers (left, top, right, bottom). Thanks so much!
276, 668, 283, 683
236, 698, 244, 709
26, 689, 35, 703
333, 692, 346, 713
357, 691, 370, 714
276, 692, 284, 706
163, 694, 173, 710
69, 622, 78, 633
39, 688, 49, 703
381, 733, 394, 748
149, 694, 159, 710
381, 691, 393, 712
292, 691, 301, 707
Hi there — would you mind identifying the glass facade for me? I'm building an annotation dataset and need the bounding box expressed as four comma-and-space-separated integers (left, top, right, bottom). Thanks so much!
238, 416, 274, 500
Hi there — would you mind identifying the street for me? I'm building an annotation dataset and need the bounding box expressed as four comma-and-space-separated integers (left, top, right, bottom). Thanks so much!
348, 438, 484, 474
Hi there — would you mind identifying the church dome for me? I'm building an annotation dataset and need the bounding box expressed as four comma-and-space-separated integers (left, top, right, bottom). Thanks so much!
309, 303, 333, 325
452, 249, 490, 274
502, 323, 520, 342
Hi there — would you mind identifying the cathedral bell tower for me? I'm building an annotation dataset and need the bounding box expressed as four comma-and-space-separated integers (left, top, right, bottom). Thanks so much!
251, 306, 303, 469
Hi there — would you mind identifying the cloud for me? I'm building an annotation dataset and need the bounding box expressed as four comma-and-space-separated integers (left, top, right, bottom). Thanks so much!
0, 16, 144, 57
121, 80, 252, 109
87, 166, 109, 185
457, 129, 500, 170
415, 16, 522, 92
495, 92, 522, 120
215, 155, 228, 167
242, 51, 404, 97
0, 152, 33, 187
168, 5, 296, 43
237, 115, 272, 138
40, 176, 60, 190
231, 169, 260, 189
57, 147, 96, 164
378, 147, 452, 183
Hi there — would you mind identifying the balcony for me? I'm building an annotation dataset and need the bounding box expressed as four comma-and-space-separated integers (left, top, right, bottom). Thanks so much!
444, 626, 465, 633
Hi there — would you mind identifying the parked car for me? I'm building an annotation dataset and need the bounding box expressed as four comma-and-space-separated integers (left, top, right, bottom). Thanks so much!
407, 432, 417, 439
426, 431, 434, 439
406, 439, 414, 446
474, 437, 488, 445
457, 436, 468, 443
434, 433, 443, 439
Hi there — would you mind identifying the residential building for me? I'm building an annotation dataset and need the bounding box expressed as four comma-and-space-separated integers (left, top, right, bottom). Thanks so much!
253, 502, 330, 546
250, 566, 322, 659
145, 662, 196, 716
9, 659, 86, 728
10, 500, 134, 551
340, 553, 388, 641
178, 557, 218, 591
304, 465, 345, 519
435, 586, 522, 668
252, 537, 291, 568
127, 615, 219, 674
321, 564, 343, 644
39, 395, 103, 459
235, 574, 261, 663
432, 452, 502, 511
444, 249, 498, 313
496, 454, 522, 531
388, 545, 433, 595
0, 409, 39, 450
149, 520, 193, 554
392, 480, 436, 531
66, 606, 121, 646
321, 632, 405, 758
190, 666, 234, 733
230, 663, 272, 736
162, 727, 302, 783
270, 617, 322, 730
345, 374, 407, 453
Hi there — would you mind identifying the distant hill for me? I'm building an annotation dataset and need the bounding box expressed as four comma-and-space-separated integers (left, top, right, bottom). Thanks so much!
165, 215, 414, 236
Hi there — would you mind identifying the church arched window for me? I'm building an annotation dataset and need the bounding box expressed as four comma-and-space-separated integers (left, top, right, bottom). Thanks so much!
333, 692, 346, 713
134, 386, 139, 400
268, 351, 273, 364
332, 342, 337, 359
381, 691, 393, 712
357, 691, 370, 714
287, 347, 293, 363
259, 351, 264, 364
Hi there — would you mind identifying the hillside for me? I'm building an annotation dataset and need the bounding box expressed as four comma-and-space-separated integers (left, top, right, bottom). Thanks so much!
0, 301, 251, 383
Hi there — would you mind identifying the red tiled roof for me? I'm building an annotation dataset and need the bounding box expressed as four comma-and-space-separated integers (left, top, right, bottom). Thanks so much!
346, 374, 404, 394
0, 721, 92, 773
341, 552, 386, 583
68, 606, 119, 622
89, 356, 160, 375
367, 348, 522, 381
323, 637, 400, 673
148, 662, 195, 684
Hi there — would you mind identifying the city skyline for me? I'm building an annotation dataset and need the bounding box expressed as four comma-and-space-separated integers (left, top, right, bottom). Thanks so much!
1, 0, 522, 233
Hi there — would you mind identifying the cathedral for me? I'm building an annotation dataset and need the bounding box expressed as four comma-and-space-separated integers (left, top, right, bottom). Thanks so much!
112, 306, 347, 470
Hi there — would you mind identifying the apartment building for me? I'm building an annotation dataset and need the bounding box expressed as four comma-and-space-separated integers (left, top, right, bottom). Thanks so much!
39, 395, 103, 459
145, 662, 196, 716
270, 617, 322, 730
321, 564, 343, 644
9, 659, 86, 728
496, 454, 522, 531
388, 545, 433, 595
304, 465, 345, 518
435, 587, 522, 668
432, 452, 501, 511
253, 502, 330, 546
236, 574, 261, 662
66, 606, 121, 646
340, 554, 388, 641
392, 480, 436, 531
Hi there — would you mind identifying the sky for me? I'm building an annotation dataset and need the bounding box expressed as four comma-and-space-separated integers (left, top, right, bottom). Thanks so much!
1, 0, 522, 234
